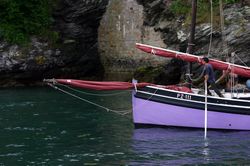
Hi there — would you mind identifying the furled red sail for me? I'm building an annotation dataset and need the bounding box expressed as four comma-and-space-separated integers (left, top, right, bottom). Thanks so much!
50, 79, 153, 90
136, 43, 250, 78
44, 79, 193, 92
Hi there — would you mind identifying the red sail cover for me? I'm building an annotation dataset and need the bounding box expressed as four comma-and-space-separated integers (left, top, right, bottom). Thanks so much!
136, 43, 250, 78
55, 79, 193, 92
55, 79, 153, 90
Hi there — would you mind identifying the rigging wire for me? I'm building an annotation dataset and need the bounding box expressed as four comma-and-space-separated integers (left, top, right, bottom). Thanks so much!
218, 1, 250, 95
188, 66, 206, 83
219, 0, 228, 58
219, 0, 234, 95
234, 52, 249, 67
207, 0, 213, 57
47, 83, 132, 116
46, 82, 160, 117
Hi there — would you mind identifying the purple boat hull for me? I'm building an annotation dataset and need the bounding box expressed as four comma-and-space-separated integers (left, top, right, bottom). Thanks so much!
133, 96, 250, 130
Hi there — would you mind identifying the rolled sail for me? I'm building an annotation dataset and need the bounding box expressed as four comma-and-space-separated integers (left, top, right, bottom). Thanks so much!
136, 43, 250, 78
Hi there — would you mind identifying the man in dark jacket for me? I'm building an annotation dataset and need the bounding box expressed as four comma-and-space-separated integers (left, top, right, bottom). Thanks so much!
202, 57, 224, 97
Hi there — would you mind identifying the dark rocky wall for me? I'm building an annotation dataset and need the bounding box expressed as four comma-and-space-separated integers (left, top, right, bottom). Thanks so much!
0, 0, 109, 86
135, 0, 250, 85
51, 0, 110, 79
0, 0, 249, 87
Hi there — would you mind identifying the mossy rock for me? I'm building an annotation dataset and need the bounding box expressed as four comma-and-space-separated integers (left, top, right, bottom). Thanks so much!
133, 59, 183, 85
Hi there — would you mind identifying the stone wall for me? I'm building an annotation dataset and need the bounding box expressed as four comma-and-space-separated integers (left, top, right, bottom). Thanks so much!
98, 0, 167, 80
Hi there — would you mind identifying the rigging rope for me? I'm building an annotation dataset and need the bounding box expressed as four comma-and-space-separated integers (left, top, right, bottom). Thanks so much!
46, 81, 160, 117
187, 66, 206, 83
219, 0, 229, 57
47, 81, 161, 116
218, 1, 250, 94
219, 0, 235, 94
207, 0, 213, 57
231, 52, 235, 96
47, 83, 132, 116
234, 52, 249, 67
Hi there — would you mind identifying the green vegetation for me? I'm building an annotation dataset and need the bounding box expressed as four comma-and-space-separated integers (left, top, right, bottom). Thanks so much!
170, 0, 240, 26
0, 0, 56, 45
169, 0, 190, 15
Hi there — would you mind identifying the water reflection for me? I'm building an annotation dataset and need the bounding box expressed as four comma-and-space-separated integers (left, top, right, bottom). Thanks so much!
203, 139, 210, 163
131, 127, 250, 165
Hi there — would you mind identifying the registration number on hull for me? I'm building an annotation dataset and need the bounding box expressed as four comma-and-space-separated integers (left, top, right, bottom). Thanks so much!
177, 93, 192, 100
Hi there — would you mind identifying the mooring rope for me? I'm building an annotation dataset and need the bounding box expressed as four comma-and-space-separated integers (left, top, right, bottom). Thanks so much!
47, 82, 160, 116
47, 83, 132, 116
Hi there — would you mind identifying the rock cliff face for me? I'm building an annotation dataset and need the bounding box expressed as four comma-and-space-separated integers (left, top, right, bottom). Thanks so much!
98, 0, 166, 81
0, 0, 249, 86
0, 0, 109, 86
136, 1, 250, 76
137, 0, 250, 60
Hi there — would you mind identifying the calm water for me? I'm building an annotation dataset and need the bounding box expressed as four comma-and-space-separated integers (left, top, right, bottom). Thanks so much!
1, 86, 250, 165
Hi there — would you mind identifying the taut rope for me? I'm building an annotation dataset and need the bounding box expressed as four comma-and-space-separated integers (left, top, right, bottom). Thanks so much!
207, 0, 213, 57
47, 83, 132, 116
46, 82, 159, 116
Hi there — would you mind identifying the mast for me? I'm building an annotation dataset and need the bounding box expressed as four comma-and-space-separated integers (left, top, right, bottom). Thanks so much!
186, 0, 197, 87
219, 0, 226, 55
187, 0, 197, 55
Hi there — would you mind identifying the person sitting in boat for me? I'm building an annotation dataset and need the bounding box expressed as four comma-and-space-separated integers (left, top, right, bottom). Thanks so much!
202, 57, 224, 97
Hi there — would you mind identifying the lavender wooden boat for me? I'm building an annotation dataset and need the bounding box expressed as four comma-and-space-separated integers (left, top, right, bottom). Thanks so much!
133, 85, 250, 130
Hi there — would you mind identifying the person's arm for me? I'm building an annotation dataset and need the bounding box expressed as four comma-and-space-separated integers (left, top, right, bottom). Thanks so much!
204, 74, 209, 82
203, 65, 209, 82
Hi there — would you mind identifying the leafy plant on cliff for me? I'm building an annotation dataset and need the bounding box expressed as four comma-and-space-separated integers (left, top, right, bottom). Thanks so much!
0, 0, 55, 45
170, 0, 240, 26
169, 0, 191, 15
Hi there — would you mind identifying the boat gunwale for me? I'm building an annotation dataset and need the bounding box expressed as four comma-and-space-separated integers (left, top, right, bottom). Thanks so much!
145, 85, 250, 103
135, 90, 250, 110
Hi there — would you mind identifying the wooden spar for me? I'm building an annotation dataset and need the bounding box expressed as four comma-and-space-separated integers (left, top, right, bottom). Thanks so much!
135, 43, 250, 78
186, 0, 197, 87
187, 0, 197, 55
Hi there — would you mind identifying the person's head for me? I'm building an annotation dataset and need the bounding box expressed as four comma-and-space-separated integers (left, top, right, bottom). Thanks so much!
202, 57, 209, 64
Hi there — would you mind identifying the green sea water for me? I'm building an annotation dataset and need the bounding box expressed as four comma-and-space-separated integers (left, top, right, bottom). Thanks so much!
1, 86, 250, 165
